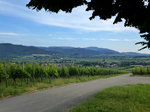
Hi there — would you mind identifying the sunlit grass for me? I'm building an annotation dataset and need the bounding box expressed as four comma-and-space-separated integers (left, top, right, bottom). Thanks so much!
68, 84, 150, 112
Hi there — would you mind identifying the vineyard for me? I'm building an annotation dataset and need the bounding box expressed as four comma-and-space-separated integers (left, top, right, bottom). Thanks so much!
0, 63, 127, 86
132, 67, 150, 75
0, 63, 127, 98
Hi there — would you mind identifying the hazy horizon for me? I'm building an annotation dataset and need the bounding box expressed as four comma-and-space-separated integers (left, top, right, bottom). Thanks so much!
1, 42, 150, 54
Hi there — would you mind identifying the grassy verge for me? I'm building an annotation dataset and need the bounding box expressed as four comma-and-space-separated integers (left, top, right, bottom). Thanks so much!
0, 74, 122, 99
131, 74, 150, 77
68, 84, 150, 112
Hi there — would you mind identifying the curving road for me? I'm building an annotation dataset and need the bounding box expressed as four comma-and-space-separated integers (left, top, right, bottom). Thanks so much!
0, 74, 150, 112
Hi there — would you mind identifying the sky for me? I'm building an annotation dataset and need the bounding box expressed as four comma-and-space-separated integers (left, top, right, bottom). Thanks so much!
0, 0, 149, 53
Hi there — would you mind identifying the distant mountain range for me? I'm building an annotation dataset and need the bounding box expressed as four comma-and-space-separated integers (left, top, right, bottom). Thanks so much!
0, 43, 149, 57
0, 43, 48, 57
40, 46, 120, 56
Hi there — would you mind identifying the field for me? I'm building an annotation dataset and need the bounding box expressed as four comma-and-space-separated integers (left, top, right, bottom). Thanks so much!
68, 84, 150, 112
0, 63, 127, 98
3, 55, 150, 69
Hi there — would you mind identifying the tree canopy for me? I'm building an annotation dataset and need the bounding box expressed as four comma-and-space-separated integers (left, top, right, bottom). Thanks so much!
27, 0, 150, 50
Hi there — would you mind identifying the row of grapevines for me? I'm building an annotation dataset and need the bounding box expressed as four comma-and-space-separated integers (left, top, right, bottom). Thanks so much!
132, 67, 150, 75
0, 63, 127, 87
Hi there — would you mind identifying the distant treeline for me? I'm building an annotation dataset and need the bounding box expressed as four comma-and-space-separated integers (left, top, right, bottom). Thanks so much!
77, 60, 150, 67
0, 63, 127, 87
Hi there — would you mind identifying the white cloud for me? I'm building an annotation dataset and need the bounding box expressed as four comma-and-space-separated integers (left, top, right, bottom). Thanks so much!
0, 1, 139, 32
81, 38, 97, 41
0, 32, 22, 36
99, 38, 143, 42
54, 37, 76, 40
49, 36, 143, 42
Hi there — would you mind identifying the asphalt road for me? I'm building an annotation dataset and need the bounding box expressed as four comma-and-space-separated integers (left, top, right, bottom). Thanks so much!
0, 74, 150, 112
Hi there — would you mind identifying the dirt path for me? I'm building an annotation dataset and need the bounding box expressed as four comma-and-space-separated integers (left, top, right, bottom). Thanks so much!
0, 74, 150, 112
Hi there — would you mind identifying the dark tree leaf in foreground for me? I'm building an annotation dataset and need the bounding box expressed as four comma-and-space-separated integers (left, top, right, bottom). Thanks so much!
27, 0, 150, 50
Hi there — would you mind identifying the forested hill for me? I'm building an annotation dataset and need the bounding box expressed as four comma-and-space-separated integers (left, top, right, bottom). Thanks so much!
0, 43, 48, 57
0, 43, 148, 57
40, 46, 120, 56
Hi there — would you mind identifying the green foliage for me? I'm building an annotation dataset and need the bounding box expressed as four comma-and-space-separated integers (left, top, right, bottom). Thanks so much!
45, 65, 58, 78
68, 84, 150, 112
0, 64, 8, 81
24, 64, 33, 78
69, 66, 79, 76
59, 65, 69, 77
147, 67, 150, 74
34, 64, 47, 78
7, 64, 28, 80
0, 63, 127, 88
132, 67, 150, 75
81, 67, 91, 76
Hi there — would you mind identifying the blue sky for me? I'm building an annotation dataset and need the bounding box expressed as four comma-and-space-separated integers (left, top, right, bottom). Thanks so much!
0, 0, 149, 53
